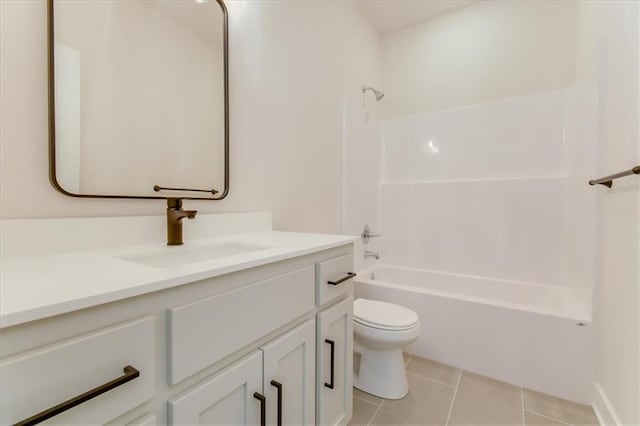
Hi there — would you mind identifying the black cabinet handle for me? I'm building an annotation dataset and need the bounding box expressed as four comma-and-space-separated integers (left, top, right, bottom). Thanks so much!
253, 392, 266, 426
324, 339, 335, 389
14, 365, 140, 426
327, 272, 356, 286
270, 380, 283, 426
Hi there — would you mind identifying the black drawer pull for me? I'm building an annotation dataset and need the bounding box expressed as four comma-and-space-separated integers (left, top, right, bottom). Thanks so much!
14, 365, 140, 426
324, 339, 335, 389
270, 380, 283, 426
327, 272, 356, 286
253, 392, 266, 426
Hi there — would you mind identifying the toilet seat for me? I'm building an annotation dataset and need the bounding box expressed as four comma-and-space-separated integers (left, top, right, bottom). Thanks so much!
354, 317, 420, 331
354, 299, 419, 331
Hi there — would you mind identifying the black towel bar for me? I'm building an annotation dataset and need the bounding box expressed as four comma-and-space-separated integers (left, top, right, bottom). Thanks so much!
589, 166, 640, 188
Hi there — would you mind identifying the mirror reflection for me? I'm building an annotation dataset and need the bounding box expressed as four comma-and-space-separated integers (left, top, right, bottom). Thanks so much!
51, 0, 227, 199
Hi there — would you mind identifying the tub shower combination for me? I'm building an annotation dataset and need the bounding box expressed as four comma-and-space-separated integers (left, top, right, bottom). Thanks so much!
355, 91, 597, 404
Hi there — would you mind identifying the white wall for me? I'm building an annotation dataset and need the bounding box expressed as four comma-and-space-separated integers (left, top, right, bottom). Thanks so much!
380, 0, 578, 118
582, 1, 639, 424
340, 8, 382, 271
0, 0, 378, 235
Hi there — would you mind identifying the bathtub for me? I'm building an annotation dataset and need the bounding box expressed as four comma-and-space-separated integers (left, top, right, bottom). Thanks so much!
354, 264, 595, 404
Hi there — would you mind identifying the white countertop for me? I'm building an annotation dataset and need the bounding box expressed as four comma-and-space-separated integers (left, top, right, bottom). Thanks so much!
0, 231, 356, 329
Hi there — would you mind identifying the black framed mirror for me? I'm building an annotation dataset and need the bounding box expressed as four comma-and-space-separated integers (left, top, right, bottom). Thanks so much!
48, 0, 229, 200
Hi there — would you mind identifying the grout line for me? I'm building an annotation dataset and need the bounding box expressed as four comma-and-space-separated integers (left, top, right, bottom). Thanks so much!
404, 353, 414, 366
521, 388, 525, 425
407, 371, 457, 389
353, 395, 380, 409
354, 388, 382, 408
444, 369, 463, 426
524, 410, 574, 426
367, 399, 385, 426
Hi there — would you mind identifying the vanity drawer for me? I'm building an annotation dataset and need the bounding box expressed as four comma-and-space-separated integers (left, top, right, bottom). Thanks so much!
315, 254, 355, 306
127, 413, 157, 425
168, 265, 315, 384
0, 317, 154, 425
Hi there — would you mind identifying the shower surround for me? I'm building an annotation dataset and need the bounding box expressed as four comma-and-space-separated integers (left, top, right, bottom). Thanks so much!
355, 90, 598, 403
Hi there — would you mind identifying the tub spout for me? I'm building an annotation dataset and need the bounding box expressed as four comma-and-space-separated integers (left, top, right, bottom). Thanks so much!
364, 251, 380, 260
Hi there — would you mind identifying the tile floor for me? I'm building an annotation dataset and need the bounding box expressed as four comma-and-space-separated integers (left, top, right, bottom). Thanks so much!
350, 354, 599, 426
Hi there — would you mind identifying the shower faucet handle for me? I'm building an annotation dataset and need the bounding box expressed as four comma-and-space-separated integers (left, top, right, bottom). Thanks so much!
361, 225, 381, 244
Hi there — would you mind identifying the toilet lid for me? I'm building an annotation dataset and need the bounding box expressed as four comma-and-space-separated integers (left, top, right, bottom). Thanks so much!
353, 298, 419, 330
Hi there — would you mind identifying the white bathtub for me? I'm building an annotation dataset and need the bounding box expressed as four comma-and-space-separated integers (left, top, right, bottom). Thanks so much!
354, 265, 595, 404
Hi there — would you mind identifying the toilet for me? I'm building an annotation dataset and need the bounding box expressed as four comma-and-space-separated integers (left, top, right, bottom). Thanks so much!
353, 298, 421, 400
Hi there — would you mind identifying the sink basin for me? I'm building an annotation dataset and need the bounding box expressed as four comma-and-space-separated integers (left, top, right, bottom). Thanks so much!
120, 242, 270, 268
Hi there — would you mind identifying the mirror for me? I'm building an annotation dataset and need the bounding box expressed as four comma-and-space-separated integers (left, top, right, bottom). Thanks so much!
48, 0, 228, 200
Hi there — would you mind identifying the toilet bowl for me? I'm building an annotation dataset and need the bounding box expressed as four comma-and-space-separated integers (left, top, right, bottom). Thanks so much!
353, 298, 420, 400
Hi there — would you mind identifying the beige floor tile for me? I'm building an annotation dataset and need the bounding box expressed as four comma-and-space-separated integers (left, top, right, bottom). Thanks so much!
349, 397, 379, 426
369, 373, 455, 426
448, 372, 523, 425
403, 352, 413, 365
354, 387, 383, 407
523, 389, 598, 426
525, 411, 569, 426
406, 355, 461, 386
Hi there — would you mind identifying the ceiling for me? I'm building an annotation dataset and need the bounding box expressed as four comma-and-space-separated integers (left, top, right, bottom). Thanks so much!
358, 0, 477, 35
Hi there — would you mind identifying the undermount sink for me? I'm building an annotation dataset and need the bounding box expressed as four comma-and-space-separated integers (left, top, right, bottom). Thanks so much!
120, 242, 270, 268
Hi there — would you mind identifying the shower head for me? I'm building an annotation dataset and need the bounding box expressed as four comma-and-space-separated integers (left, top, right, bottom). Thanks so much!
362, 86, 384, 101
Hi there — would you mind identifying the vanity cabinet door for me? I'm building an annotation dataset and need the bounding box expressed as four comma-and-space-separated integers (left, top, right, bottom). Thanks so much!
262, 320, 315, 426
316, 297, 353, 426
168, 351, 264, 425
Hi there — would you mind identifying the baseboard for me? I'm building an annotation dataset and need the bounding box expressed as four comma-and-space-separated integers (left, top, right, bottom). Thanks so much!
592, 382, 621, 426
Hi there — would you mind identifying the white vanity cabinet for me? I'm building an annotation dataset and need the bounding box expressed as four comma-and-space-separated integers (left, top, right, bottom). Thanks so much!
0, 242, 354, 426
316, 297, 353, 426
169, 320, 316, 425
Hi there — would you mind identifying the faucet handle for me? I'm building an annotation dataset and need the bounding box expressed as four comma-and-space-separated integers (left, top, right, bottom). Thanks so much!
167, 198, 185, 209
361, 225, 381, 244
